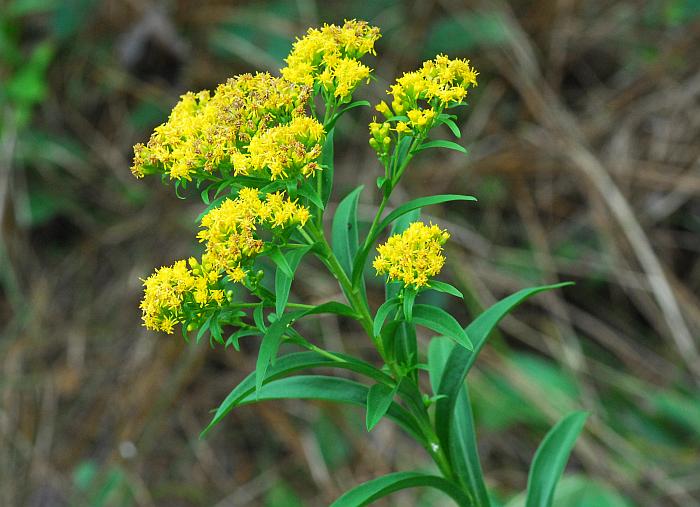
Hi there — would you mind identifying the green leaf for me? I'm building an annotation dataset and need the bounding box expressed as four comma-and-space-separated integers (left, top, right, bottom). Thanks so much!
275, 246, 312, 316
225, 329, 260, 351
256, 301, 358, 393
320, 129, 335, 206
196, 314, 213, 343
451, 387, 490, 507
429, 337, 490, 506
428, 280, 464, 298
506, 474, 632, 507
332, 185, 363, 277
366, 383, 397, 431
413, 304, 472, 350
434, 283, 574, 465
442, 118, 462, 138
256, 312, 299, 392
377, 196, 475, 239
202, 351, 393, 437
268, 246, 292, 277
373, 297, 400, 338
428, 336, 454, 394
353, 194, 477, 285
414, 139, 468, 154
525, 411, 588, 507
233, 376, 424, 443
298, 180, 324, 210
403, 287, 418, 322
326, 100, 371, 130
329, 471, 473, 506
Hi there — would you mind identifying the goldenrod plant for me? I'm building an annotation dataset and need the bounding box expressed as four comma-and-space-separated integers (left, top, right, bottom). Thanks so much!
132, 20, 587, 507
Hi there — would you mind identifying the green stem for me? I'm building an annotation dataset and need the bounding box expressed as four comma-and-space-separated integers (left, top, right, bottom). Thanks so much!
304, 221, 386, 360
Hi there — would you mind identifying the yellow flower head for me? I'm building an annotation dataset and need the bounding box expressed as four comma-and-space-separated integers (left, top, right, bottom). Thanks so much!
131, 73, 312, 181
242, 117, 325, 180
390, 55, 478, 111
369, 55, 477, 158
140, 259, 223, 333
282, 20, 380, 103
373, 222, 450, 288
197, 188, 309, 280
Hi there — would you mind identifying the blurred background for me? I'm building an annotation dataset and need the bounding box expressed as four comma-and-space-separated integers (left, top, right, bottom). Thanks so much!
2, 0, 700, 505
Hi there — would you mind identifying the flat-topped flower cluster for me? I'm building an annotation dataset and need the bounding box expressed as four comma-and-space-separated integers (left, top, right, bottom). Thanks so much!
133, 20, 477, 337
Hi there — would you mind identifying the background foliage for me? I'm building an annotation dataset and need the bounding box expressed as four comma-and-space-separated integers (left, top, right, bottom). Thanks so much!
1, 0, 699, 505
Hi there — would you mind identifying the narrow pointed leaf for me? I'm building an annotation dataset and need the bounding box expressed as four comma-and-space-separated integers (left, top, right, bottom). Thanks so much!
451, 387, 491, 507
353, 195, 476, 285
320, 129, 334, 206
275, 246, 312, 316
330, 471, 473, 507
326, 100, 371, 130
373, 297, 400, 338
268, 247, 292, 277
525, 411, 588, 507
403, 288, 417, 322
435, 283, 574, 472
442, 118, 462, 138
428, 280, 464, 299
413, 304, 472, 350
332, 185, 363, 277
256, 311, 299, 392
366, 383, 397, 431
414, 140, 467, 153
234, 375, 424, 442
202, 351, 392, 436
298, 180, 324, 210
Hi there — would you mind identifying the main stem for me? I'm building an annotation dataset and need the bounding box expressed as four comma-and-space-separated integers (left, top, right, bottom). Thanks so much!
304, 220, 460, 490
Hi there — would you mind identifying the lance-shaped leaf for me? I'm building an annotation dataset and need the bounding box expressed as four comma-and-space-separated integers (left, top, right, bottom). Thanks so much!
352, 194, 476, 286
429, 337, 490, 506
435, 283, 574, 472
366, 382, 398, 431
320, 128, 335, 206
373, 297, 400, 338
413, 304, 472, 350
202, 351, 392, 437
332, 185, 363, 277
414, 139, 468, 154
325, 100, 371, 131
234, 375, 424, 443
274, 245, 312, 316
525, 411, 588, 507
330, 471, 473, 507
255, 302, 358, 393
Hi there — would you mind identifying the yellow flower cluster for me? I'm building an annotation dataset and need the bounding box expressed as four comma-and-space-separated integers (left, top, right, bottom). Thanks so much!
370, 55, 477, 158
235, 117, 324, 179
197, 188, 310, 282
373, 222, 450, 288
282, 19, 380, 103
140, 259, 224, 334
141, 188, 309, 333
131, 73, 315, 181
